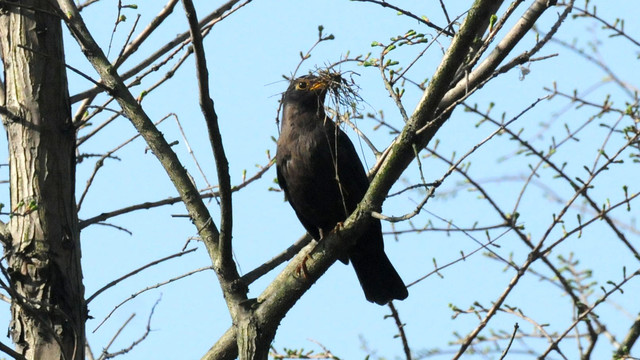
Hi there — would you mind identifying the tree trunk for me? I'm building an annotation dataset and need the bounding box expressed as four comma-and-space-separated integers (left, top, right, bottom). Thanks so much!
0, 1, 85, 359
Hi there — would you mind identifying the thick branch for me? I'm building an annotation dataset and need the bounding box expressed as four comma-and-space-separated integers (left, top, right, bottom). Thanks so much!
181, 0, 234, 276
615, 313, 640, 359
54, 0, 245, 314
366, 0, 503, 209
440, 0, 563, 111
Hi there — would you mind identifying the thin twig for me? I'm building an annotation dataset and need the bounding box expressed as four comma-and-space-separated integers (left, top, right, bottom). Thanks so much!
351, 0, 454, 37
499, 323, 518, 360
100, 297, 162, 360
87, 248, 197, 304
538, 270, 640, 359
70, 0, 248, 104
240, 234, 313, 286
77, 114, 172, 211
79, 161, 272, 229
387, 302, 412, 360
99, 313, 135, 360
0, 339, 27, 360
92, 266, 212, 333
407, 227, 512, 287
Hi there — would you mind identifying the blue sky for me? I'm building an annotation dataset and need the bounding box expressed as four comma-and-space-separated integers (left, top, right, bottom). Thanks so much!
1, 1, 639, 359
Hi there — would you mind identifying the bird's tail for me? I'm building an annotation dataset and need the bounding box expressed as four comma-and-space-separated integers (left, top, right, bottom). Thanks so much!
349, 225, 408, 305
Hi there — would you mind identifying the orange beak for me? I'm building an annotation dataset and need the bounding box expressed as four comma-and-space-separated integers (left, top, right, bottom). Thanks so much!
309, 80, 328, 91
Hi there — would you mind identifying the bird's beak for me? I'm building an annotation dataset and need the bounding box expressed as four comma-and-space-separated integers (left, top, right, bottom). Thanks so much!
309, 80, 329, 91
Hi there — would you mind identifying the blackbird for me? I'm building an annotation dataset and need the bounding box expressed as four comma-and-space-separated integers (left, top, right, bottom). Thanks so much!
276, 74, 408, 305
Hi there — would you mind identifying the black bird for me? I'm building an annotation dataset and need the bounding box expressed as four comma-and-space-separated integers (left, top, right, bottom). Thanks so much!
276, 74, 408, 305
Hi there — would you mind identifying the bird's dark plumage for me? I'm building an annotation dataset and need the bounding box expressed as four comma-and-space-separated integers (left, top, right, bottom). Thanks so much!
276, 74, 408, 305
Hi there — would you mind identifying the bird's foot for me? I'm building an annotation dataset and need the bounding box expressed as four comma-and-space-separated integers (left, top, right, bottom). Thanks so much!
333, 221, 344, 236
295, 253, 313, 279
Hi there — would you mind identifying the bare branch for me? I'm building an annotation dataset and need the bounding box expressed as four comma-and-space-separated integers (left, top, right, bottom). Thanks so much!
70, 0, 248, 104
78, 114, 172, 211
572, 5, 640, 47
239, 234, 313, 286
99, 298, 161, 360
87, 248, 198, 304
407, 226, 513, 288
440, 0, 571, 112
387, 302, 412, 360
539, 269, 640, 359
498, 323, 519, 360
114, 0, 180, 69
57, 0, 222, 245
98, 313, 135, 360
183, 0, 232, 266
0, 340, 27, 360
79, 161, 272, 229
351, 0, 454, 37
615, 313, 640, 359
93, 266, 212, 333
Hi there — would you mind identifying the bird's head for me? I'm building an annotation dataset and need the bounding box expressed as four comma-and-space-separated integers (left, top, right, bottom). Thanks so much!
282, 74, 342, 109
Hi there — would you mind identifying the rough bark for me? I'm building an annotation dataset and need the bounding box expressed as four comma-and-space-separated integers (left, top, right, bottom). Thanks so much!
0, 1, 85, 359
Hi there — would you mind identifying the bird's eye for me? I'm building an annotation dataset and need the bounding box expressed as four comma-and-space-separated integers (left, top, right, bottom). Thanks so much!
295, 81, 308, 90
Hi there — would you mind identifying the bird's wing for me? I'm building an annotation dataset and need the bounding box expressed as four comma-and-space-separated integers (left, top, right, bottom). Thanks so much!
332, 126, 371, 211
275, 157, 289, 199
276, 154, 322, 240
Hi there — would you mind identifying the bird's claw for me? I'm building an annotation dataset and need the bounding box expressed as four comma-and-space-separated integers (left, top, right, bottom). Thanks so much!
295, 253, 313, 279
